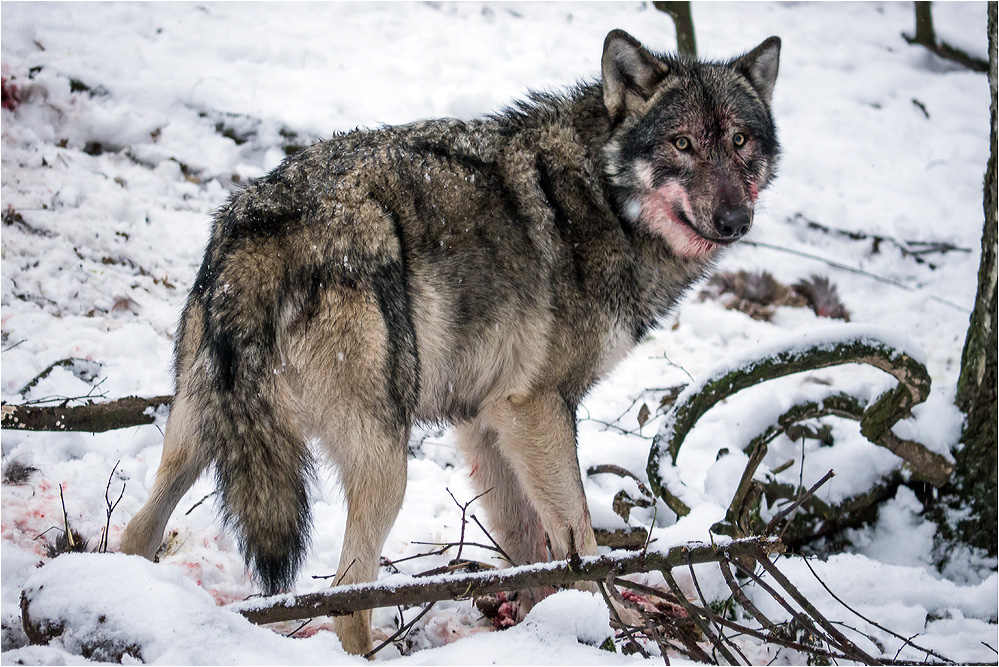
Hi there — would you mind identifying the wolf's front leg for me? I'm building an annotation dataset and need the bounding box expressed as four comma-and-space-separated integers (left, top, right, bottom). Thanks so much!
482, 392, 599, 566
482, 393, 647, 630
456, 419, 554, 616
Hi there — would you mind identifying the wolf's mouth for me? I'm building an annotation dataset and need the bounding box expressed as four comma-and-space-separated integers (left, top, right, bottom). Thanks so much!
673, 207, 736, 246
638, 187, 728, 259
671, 207, 737, 246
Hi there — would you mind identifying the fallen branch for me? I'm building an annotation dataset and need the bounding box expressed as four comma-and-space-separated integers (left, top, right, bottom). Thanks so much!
230, 536, 784, 626
1, 395, 172, 432
787, 212, 971, 268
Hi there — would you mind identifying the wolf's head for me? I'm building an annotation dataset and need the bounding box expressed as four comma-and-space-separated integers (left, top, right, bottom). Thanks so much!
601, 30, 780, 259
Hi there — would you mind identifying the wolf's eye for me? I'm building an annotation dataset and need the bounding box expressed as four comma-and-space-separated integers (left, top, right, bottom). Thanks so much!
673, 137, 691, 151
733, 132, 747, 148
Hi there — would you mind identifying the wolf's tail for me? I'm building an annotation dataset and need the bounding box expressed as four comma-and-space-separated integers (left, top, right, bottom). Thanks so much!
184, 292, 314, 596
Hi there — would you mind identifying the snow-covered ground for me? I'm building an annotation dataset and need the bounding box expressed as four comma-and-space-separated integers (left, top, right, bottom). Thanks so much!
1, 2, 995, 664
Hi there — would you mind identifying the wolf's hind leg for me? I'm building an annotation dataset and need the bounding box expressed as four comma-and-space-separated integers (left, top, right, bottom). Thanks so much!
120, 392, 207, 559
292, 282, 415, 656
327, 427, 407, 656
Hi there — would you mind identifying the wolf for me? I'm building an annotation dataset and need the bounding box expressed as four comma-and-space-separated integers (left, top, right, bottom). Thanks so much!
120, 29, 780, 654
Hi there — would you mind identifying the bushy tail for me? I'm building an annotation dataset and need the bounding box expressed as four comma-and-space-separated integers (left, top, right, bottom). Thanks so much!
192, 314, 315, 596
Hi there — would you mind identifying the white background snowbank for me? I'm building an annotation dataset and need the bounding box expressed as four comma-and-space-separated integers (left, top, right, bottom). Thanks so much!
2, 2, 995, 664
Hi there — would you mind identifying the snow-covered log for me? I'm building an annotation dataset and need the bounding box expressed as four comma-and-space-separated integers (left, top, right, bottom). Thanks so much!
647, 325, 952, 537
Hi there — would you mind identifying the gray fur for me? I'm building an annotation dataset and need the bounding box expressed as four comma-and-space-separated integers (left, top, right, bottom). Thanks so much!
121, 30, 781, 654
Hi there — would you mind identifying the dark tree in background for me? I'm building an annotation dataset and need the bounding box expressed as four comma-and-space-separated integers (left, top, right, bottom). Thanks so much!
903, 1, 989, 72
908, 2, 936, 48
654, 2, 696, 58
949, 2, 997, 557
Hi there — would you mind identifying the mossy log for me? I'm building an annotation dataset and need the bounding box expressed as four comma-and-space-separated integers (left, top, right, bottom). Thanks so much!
647, 327, 950, 537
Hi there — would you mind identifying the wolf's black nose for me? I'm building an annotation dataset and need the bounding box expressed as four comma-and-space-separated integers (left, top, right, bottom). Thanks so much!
714, 208, 752, 240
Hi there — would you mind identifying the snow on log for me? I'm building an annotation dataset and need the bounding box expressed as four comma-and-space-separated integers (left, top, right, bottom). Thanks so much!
647, 324, 951, 521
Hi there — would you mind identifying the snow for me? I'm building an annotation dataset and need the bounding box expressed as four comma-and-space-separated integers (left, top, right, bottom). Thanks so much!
2, 1, 995, 664
16, 553, 357, 665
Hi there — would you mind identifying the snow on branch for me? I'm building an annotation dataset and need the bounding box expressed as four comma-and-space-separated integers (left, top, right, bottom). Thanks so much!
230, 536, 784, 626
647, 325, 953, 536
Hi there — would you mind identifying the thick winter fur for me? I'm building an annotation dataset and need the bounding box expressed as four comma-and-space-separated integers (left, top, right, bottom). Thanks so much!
120, 30, 780, 655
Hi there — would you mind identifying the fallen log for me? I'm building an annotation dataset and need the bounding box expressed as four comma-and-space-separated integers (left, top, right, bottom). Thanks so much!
1, 395, 172, 432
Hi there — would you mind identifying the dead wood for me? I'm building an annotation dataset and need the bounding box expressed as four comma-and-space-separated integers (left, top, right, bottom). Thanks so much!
230, 536, 784, 626
1, 395, 172, 432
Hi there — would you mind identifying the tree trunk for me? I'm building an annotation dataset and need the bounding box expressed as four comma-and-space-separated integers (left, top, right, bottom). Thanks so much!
903, 1, 989, 72
952, 2, 997, 556
911, 2, 936, 48
653, 2, 696, 59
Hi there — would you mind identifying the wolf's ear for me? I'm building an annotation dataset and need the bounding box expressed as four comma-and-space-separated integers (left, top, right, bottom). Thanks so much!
602, 29, 669, 122
732, 36, 781, 104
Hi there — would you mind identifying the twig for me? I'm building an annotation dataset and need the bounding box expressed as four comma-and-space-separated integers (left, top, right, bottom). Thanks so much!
688, 557, 751, 665
445, 488, 491, 563
58, 484, 75, 551
659, 567, 721, 664
685, 602, 860, 664
605, 574, 675, 664
380, 544, 454, 568
643, 506, 657, 554
597, 577, 649, 658
755, 555, 883, 664
99, 461, 125, 553
586, 463, 655, 500
185, 491, 218, 516
717, 557, 779, 635
34, 526, 64, 541
409, 540, 510, 559
799, 557, 955, 664
365, 602, 436, 659
893, 633, 918, 661
649, 352, 695, 384
334, 559, 356, 587
285, 619, 312, 637
765, 469, 835, 535
788, 213, 971, 264
577, 408, 656, 439
469, 514, 515, 566
1, 339, 26, 352
641, 613, 673, 665
611, 573, 725, 662
729, 557, 857, 660
611, 577, 680, 605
